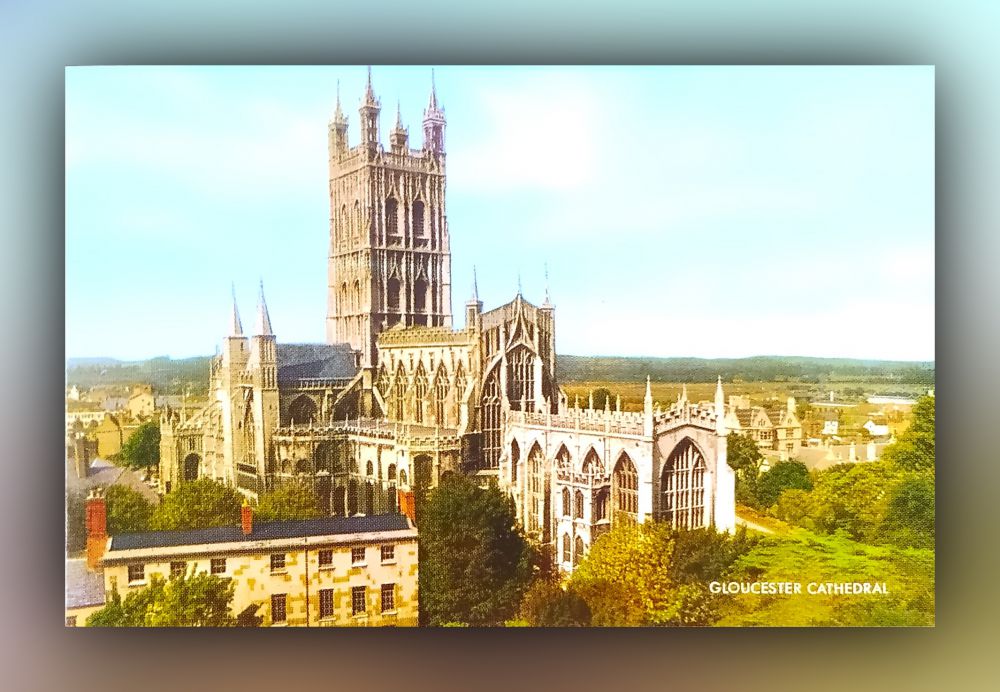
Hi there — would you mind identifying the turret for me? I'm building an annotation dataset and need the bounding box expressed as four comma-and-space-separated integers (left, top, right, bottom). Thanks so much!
715, 376, 727, 435
223, 283, 249, 369
465, 267, 482, 329
422, 69, 445, 155
330, 80, 349, 156
389, 101, 408, 153
248, 280, 277, 390
359, 66, 381, 152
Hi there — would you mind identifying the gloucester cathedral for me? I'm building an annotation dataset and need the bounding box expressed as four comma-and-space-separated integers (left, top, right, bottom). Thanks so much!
159, 71, 735, 572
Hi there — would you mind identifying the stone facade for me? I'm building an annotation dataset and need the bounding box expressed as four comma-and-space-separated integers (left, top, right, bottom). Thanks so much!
158, 71, 736, 573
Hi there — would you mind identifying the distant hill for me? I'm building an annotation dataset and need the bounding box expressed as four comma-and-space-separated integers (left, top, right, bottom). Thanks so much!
556, 354, 935, 385
67, 352, 935, 392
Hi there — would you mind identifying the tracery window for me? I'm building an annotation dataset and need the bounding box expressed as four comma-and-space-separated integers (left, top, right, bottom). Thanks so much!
376, 366, 389, 400
288, 395, 317, 426
526, 443, 545, 533
481, 370, 502, 469
612, 452, 638, 523
574, 536, 584, 566
562, 534, 571, 563
574, 490, 585, 520
392, 364, 406, 421
507, 346, 534, 411
433, 366, 448, 424
413, 200, 425, 238
385, 197, 398, 237
659, 439, 707, 530
413, 364, 428, 424
510, 439, 520, 484
555, 445, 572, 480
562, 487, 571, 517
582, 448, 602, 477
454, 363, 467, 416
594, 488, 609, 521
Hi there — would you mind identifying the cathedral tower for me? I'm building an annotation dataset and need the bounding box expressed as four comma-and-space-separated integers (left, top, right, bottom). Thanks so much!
326, 68, 453, 367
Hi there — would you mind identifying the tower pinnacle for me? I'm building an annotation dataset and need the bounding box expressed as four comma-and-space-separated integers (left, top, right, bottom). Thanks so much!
255, 279, 273, 335
229, 282, 243, 337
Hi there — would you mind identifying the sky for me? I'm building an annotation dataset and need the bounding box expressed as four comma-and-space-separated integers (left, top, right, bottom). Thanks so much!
65, 66, 934, 362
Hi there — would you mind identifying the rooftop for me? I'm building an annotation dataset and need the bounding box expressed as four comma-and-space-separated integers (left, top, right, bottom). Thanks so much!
277, 343, 358, 383
65, 558, 106, 610
108, 513, 412, 552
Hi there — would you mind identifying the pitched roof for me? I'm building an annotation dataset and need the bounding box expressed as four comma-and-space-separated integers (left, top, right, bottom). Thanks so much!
276, 343, 358, 383
65, 558, 106, 609
107, 513, 411, 552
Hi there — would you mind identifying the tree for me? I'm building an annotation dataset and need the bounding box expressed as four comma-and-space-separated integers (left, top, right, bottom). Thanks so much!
881, 472, 935, 549
756, 461, 813, 509
87, 571, 237, 627
150, 478, 243, 531
418, 475, 535, 626
881, 396, 935, 471
255, 480, 322, 523
727, 433, 764, 507
518, 578, 591, 627
118, 421, 160, 469
591, 388, 613, 410
105, 485, 154, 534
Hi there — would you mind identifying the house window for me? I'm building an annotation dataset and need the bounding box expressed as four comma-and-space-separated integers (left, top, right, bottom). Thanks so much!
352, 586, 367, 616
270, 554, 286, 572
210, 558, 226, 575
271, 594, 287, 624
318, 550, 333, 568
381, 544, 395, 562
319, 589, 334, 619
381, 583, 395, 613
127, 564, 145, 583
170, 561, 186, 577
351, 547, 365, 565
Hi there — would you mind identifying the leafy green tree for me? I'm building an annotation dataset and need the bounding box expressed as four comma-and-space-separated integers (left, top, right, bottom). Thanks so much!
773, 488, 814, 526
727, 433, 764, 506
756, 461, 812, 509
881, 396, 935, 471
881, 472, 935, 549
518, 578, 591, 627
797, 462, 903, 542
255, 480, 322, 523
118, 421, 160, 469
418, 475, 535, 626
87, 572, 237, 627
150, 478, 243, 531
569, 522, 750, 626
105, 485, 154, 534
591, 388, 613, 410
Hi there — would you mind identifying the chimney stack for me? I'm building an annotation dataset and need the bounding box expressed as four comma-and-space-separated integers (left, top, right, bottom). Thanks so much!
241, 500, 253, 535
85, 488, 107, 570
398, 489, 416, 524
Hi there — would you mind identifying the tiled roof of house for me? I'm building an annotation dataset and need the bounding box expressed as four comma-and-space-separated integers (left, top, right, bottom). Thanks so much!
65, 558, 106, 610
108, 513, 412, 552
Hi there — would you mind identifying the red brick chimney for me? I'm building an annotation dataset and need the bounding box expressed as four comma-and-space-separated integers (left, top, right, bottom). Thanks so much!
398, 489, 416, 524
85, 488, 107, 570
241, 500, 253, 535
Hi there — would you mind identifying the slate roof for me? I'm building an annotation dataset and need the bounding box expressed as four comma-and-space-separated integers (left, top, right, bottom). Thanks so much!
735, 409, 754, 428
276, 343, 358, 383
65, 558, 106, 609
108, 513, 411, 552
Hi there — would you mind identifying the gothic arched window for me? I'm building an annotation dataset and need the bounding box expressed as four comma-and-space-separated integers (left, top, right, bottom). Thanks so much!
288, 395, 317, 426
562, 533, 571, 563
574, 490, 584, 519
526, 443, 545, 533
594, 488, 609, 521
574, 536, 585, 566
555, 445, 572, 480
413, 200, 425, 238
387, 277, 401, 314
385, 197, 398, 238
507, 346, 535, 411
582, 448, 602, 476
392, 364, 406, 421
413, 364, 428, 424
660, 438, 707, 530
481, 370, 502, 469
353, 280, 361, 312
612, 452, 638, 524
510, 439, 520, 484
433, 366, 448, 425
562, 487, 571, 517
454, 362, 467, 406
414, 278, 428, 317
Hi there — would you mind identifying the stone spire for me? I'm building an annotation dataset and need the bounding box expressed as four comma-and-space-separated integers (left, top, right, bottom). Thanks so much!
471, 266, 479, 302
390, 99, 409, 151
543, 262, 551, 306
332, 79, 346, 125
229, 282, 243, 337
422, 68, 446, 154
255, 279, 273, 335
363, 65, 376, 106
427, 68, 440, 112
359, 66, 381, 151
